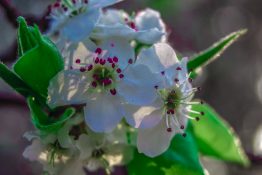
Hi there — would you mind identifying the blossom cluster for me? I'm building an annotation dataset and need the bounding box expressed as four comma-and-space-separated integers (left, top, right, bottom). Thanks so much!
23, 0, 205, 174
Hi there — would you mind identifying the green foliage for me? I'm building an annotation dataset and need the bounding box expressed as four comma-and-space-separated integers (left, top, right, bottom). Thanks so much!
14, 17, 64, 98
187, 29, 247, 72
28, 97, 76, 133
190, 102, 250, 166
127, 126, 204, 175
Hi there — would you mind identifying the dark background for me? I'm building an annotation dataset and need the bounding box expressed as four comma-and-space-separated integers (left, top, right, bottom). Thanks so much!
0, 0, 262, 174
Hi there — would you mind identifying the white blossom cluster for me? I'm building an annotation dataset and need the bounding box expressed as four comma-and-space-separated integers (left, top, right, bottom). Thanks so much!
23, 0, 203, 174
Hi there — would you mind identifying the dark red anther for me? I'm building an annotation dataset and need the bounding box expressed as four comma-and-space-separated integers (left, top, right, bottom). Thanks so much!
116, 68, 122, 73
174, 78, 179, 83
84, 0, 88, 4
119, 74, 124, 79
100, 59, 106, 65
95, 57, 100, 64
72, 0, 77, 4
167, 110, 171, 115
182, 133, 187, 137
80, 67, 86, 72
197, 87, 202, 92
87, 64, 93, 71
63, 7, 68, 11
91, 81, 97, 88
161, 71, 165, 75
95, 48, 102, 55
196, 117, 200, 121
200, 111, 205, 116
129, 22, 136, 30
75, 59, 81, 64
110, 89, 117, 95
188, 78, 193, 83
111, 63, 116, 68
154, 85, 159, 89
180, 125, 185, 130
128, 58, 133, 64
200, 101, 204, 104
53, 2, 60, 8
169, 109, 175, 115
113, 56, 118, 63
167, 128, 172, 132
107, 57, 113, 63
176, 67, 182, 71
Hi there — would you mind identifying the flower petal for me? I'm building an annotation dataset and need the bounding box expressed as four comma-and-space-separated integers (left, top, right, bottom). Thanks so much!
23, 139, 45, 162
89, 0, 124, 9
118, 64, 161, 105
61, 9, 100, 42
99, 9, 129, 25
135, 28, 164, 45
75, 134, 94, 160
137, 43, 179, 73
84, 93, 124, 132
135, 8, 166, 42
98, 36, 135, 69
58, 158, 86, 175
48, 70, 89, 108
137, 118, 175, 157
124, 98, 163, 128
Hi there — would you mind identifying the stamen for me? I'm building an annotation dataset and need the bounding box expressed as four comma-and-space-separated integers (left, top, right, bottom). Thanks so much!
110, 89, 117, 95
79, 67, 86, 72
75, 58, 81, 64
95, 48, 102, 55
116, 68, 122, 73
91, 81, 97, 88
87, 64, 93, 71
95, 57, 99, 64
119, 74, 124, 79
176, 66, 182, 71
161, 71, 165, 75
113, 57, 118, 63
167, 128, 172, 132
128, 59, 133, 64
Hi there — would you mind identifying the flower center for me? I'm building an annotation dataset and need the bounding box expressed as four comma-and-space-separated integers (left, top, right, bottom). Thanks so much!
49, 0, 89, 18
92, 148, 105, 158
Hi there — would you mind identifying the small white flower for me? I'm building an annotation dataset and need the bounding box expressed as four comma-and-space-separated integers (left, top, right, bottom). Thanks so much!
48, 46, 161, 133
129, 43, 204, 157
76, 132, 134, 172
48, 0, 124, 42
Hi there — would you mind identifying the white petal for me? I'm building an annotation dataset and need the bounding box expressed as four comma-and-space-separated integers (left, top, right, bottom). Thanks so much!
97, 36, 135, 69
124, 98, 163, 128
89, 0, 123, 9
137, 43, 179, 73
84, 93, 124, 132
86, 158, 104, 172
75, 134, 94, 160
61, 9, 100, 42
91, 24, 136, 40
135, 8, 166, 35
118, 64, 160, 105
58, 158, 86, 175
48, 70, 89, 108
137, 118, 175, 157
138, 107, 163, 129
23, 139, 45, 162
99, 9, 129, 25
135, 28, 164, 44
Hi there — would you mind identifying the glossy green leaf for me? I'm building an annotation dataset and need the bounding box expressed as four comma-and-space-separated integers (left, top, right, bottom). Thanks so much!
187, 29, 247, 72
27, 97, 75, 133
127, 126, 204, 175
14, 22, 64, 97
190, 102, 250, 166
17, 17, 38, 57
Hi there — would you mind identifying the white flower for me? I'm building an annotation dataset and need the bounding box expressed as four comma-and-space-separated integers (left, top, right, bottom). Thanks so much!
48, 0, 124, 42
75, 132, 134, 172
98, 8, 167, 44
129, 43, 203, 157
48, 46, 161, 133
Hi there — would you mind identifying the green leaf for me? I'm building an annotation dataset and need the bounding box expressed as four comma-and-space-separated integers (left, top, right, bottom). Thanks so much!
127, 126, 204, 175
190, 101, 250, 166
17, 17, 38, 57
27, 97, 76, 133
14, 21, 64, 97
0, 62, 32, 97
187, 29, 247, 72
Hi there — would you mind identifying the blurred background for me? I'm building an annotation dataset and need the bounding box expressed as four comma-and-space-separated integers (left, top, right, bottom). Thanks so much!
0, 0, 262, 174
